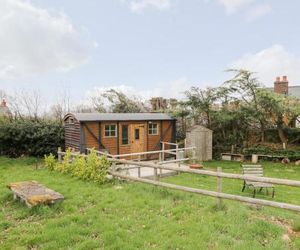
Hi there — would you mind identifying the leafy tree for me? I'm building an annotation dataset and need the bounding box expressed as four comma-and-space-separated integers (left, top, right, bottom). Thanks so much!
184, 87, 218, 128
90, 89, 149, 113
256, 89, 300, 145
167, 101, 190, 140
224, 69, 268, 142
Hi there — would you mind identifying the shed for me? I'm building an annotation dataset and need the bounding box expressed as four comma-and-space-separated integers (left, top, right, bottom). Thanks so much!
63, 113, 176, 158
185, 125, 213, 161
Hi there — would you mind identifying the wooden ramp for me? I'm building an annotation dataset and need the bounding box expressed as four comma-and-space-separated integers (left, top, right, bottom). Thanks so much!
7, 181, 64, 208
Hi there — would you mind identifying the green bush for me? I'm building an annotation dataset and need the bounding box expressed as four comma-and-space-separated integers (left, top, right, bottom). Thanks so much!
0, 119, 64, 157
45, 149, 111, 184
44, 153, 56, 171
244, 147, 300, 161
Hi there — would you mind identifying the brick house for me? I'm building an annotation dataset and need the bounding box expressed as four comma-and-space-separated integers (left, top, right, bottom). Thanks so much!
0, 99, 12, 118
273, 76, 300, 127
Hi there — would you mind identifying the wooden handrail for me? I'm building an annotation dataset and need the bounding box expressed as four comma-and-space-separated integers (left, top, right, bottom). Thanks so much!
109, 158, 300, 187
161, 141, 179, 146
107, 147, 195, 158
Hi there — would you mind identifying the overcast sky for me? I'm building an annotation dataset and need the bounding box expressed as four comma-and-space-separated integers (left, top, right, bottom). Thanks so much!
1, 0, 300, 104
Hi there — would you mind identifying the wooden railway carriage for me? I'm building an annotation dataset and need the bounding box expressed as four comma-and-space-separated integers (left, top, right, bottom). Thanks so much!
63, 113, 176, 158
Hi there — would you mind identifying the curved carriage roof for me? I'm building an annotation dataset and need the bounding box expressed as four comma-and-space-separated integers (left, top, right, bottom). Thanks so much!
64, 112, 175, 122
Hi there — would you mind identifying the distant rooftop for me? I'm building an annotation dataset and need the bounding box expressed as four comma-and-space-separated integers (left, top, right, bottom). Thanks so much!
268, 76, 300, 99
289, 86, 300, 99
0, 99, 12, 117
67, 113, 175, 122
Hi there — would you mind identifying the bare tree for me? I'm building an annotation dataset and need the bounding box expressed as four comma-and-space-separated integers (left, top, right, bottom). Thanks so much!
49, 88, 72, 122
8, 89, 43, 120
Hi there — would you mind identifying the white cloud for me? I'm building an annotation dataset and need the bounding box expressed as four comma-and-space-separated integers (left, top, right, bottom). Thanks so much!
246, 3, 272, 22
231, 45, 300, 85
85, 77, 192, 105
217, 0, 253, 14
0, 0, 94, 79
207, 0, 271, 21
127, 0, 171, 13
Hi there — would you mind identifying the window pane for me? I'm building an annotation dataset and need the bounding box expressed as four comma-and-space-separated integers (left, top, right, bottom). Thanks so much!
148, 123, 158, 135
135, 129, 140, 140
122, 125, 128, 144
105, 124, 116, 137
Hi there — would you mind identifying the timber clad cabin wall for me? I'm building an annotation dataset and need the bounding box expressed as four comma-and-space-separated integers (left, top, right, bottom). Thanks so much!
64, 118, 80, 151
64, 114, 175, 158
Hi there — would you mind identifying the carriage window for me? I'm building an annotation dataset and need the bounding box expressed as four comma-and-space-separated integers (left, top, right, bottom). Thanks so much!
104, 124, 117, 137
135, 129, 140, 140
148, 123, 158, 135
122, 125, 129, 145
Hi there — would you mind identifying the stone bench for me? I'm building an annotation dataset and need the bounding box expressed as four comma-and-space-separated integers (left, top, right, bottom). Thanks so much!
7, 181, 64, 208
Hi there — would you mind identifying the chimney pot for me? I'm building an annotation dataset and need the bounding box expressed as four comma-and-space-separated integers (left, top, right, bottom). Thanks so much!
276, 76, 280, 82
1, 99, 6, 107
282, 76, 288, 82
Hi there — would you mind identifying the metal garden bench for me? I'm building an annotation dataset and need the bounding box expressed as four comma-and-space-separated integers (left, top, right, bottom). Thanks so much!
241, 164, 275, 198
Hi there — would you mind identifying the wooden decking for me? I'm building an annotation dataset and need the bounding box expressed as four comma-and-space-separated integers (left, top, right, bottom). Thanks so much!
119, 162, 191, 179
7, 181, 64, 208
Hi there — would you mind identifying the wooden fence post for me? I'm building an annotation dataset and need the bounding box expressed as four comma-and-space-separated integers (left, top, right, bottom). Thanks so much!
154, 168, 158, 181
217, 167, 223, 209
58, 147, 62, 163
192, 148, 196, 164
162, 143, 165, 161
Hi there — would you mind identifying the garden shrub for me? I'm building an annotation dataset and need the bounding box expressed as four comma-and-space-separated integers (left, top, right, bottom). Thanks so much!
44, 153, 56, 171
45, 149, 111, 184
0, 119, 64, 157
72, 154, 87, 178
244, 147, 300, 161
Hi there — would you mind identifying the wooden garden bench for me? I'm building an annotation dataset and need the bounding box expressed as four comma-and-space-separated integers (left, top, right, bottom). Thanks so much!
241, 165, 275, 198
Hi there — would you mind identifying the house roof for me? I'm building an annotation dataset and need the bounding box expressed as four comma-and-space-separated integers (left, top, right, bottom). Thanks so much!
186, 125, 213, 132
289, 86, 300, 99
66, 112, 175, 122
0, 105, 11, 117
265, 86, 300, 99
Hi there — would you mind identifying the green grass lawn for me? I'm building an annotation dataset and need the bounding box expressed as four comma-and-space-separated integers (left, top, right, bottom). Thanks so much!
1, 157, 300, 250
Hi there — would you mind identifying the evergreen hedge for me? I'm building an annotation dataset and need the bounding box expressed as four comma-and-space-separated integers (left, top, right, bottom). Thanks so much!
0, 119, 64, 157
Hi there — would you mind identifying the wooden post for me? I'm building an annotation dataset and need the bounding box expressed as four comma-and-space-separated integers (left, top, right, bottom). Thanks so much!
176, 144, 179, 160
138, 167, 141, 178
192, 148, 196, 164
162, 143, 165, 161
217, 167, 223, 209
252, 154, 258, 164
159, 151, 162, 162
58, 147, 62, 163
154, 168, 158, 181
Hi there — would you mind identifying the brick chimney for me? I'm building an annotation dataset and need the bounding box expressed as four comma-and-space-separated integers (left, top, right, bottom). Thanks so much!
0, 99, 6, 107
274, 76, 289, 95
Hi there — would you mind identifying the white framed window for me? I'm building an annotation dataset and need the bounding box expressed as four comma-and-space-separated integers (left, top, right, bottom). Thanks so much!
148, 123, 158, 135
104, 124, 117, 137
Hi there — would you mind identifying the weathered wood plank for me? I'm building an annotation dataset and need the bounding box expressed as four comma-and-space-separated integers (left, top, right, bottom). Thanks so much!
109, 158, 300, 187
110, 172, 300, 213
7, 181, 64, 208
